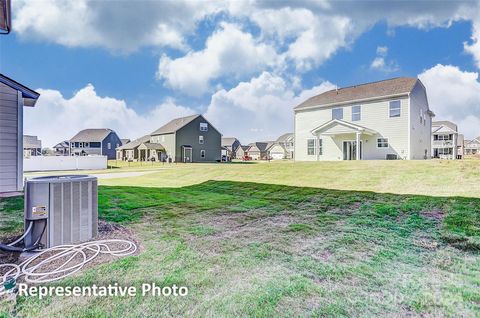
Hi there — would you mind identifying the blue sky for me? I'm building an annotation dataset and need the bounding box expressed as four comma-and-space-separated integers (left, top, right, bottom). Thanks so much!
1, 1, 480, 147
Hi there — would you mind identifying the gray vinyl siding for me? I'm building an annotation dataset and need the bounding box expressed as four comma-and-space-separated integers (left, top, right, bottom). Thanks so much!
0, 82, 21, 192
175, 116, 222, 162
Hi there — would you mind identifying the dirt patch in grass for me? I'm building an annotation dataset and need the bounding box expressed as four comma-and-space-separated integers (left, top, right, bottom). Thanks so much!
421, 209, 445, 221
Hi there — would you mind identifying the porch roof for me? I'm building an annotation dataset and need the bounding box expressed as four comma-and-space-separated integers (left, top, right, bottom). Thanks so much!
311, 119, 376, 136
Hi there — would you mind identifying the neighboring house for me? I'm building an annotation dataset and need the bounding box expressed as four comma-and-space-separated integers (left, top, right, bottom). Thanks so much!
276, 133, 294, 159
247, 142, 270, 160
53, 141, 70, 156
431, 121, 461, 160
117, 114, 222, 163
235, 145, 250, 159
458, 134, 465, 159
221, 137, 241, 160
266, 142, 287, 160
0, 73, 40, 194
120, 138, 131, 146
69, 128, 122, 160
23, 135, 42, 157
294, 77, 434, 161
465, 138, 480, 155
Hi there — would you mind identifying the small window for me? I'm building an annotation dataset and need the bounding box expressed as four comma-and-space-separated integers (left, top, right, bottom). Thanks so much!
352, 105, 361, 121
332, 108, 343, 120
200, 123, 208, 131
420, 109, 423, 124
318, 139, 323, 155
200, 150, 205, 158
389, 100, 401, 117
377, 138, 389, 148
307, 139, 316, 155
116, 143, 119, 148
107, 143, 111, 149
85, 142, 89, 148
199, 135, 204, 144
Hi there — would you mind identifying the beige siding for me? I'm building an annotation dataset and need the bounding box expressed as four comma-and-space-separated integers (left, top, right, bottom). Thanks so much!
409, 82, 432, 159
150, 133, 176, 160
0, 82, 20, 192
295, 97, 410, 161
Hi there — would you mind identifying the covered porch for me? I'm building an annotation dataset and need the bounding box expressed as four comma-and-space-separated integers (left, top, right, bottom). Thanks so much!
311, 120, 377, 161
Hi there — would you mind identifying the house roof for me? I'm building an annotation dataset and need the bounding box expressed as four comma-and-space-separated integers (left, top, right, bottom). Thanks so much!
0, 73, 40, 106
248, 142, 271, 152
276, 133, 294, 143
23, 135, 41, 148
120, 139, 131, 145
294, 77, 419, 111
151, 114, 200, 135
142, 142, 165, 150
70, 129, 115, 142
117, 135, 151, 150
311, 119, 377, 135
432, 120, 458, 132
53, 141, 69, 149
221, 137, 238, 147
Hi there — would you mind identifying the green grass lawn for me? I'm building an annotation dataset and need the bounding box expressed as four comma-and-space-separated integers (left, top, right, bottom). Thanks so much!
1, 161, 480, 317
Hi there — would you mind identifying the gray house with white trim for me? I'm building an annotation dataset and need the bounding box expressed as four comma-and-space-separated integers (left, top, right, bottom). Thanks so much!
0, 74, 40, 195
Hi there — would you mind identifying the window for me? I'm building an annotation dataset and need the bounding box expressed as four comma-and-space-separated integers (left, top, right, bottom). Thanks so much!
318, 139, 323, 155
420, 109, 423, 124
199, 135, 204, 144
116, 143, 119, 148
307, 139, 316, 155
107, 143, 111, 150
200, 122, 208, 131
332, 108, 343, 120
377, 138, 389, 148
352, 105, 361, 121
200, 150, 205, 158
389, 100, 401, 117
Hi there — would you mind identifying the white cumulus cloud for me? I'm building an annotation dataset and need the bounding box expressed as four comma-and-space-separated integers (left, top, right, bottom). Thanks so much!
24, 85, 195, 147
419, 64, 480, 139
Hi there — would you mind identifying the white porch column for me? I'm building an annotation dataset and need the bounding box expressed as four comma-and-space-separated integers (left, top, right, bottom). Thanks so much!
452, 133, 457, 160
356, 131, 361, 160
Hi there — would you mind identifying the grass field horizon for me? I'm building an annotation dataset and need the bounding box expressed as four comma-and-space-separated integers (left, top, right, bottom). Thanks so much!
2, 161, 479, 317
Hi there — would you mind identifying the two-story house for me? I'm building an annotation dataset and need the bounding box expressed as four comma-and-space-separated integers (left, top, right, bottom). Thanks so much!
465, 137, 480, 155
69, 128, 122, 159
23, 135, 42, 157
276, 133, 294, 159
294, 77, 434, 161
221, 137, 241, 160
117, 115, 222, 162
431, 121, 461, 159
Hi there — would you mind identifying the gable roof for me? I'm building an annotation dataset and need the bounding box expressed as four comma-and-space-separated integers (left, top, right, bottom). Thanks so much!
151, 114, 199, 135
432, 120, 457, 132
53, 141, 69, 149
0, 73, 40, 106
276, 133, 293, 143
120, 138, 131, 145
117, 135, 151, 150
295, 77, 419, 111
221, 137, 238, 147
70, 128, 115, 142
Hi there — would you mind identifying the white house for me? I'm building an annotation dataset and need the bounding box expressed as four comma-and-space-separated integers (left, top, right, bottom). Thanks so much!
431, 121, 461, 159
294, 77, 434, 161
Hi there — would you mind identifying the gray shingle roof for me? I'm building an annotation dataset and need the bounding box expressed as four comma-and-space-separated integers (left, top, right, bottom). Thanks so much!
295, 77, 419, 110
117, 135, 151, 150
53, 141, 69, 149
70, 129, 114, 142
23, 135, 41, 149
276, 133, 293, 143
151, 114, 199, 135
221, 137, 238, 147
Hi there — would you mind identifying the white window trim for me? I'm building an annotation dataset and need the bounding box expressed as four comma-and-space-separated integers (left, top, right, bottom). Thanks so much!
389, 100, 401, 118
332, 107, 343, 120
200, 149, 206, 158
199, 135, 204, 144
200, 122, 208, 131
377, 138, 389, 148
352, 105, 361, 121
307, 138, 316, 155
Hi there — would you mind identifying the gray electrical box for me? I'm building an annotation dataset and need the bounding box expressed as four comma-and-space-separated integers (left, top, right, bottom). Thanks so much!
24, 175, 98, 248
